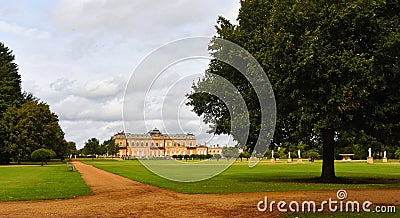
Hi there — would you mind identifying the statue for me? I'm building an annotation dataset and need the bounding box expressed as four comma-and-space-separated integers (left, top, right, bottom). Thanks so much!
368, 148, 372, 158
384, 151, 387, 158
298, 149, 301, 159
288, 151, 291, 159
271, 150, 274, 158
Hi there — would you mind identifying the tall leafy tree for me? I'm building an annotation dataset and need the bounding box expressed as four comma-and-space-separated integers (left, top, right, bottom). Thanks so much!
0, 42, 22, 115
83, 138, 100, 155
0, 42, 23, 163
187, 0, 400, 181
66, 141, 78, 157
103, 137, 119, 156
0, 101, 66, 163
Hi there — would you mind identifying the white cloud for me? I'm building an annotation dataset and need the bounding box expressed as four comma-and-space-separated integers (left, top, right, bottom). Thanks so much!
50, 76, 127, 100
0, 20, 51, 39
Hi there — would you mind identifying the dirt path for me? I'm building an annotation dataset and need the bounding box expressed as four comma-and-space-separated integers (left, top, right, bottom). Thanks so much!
0, 161, 399, 217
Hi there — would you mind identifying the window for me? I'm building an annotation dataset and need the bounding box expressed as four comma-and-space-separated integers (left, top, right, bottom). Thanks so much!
151, 142, 154, 147
137, 142, 139, 147
174, 142, 176, 147
146, 142, 148, 147
141, 142, 144, 147
156, 142, 158, 147
119, 142, 123, 147
190, 142, 192, 147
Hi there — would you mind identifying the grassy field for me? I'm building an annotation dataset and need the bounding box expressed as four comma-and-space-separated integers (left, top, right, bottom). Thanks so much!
0, 164, 91, 201
83, 159, 400, 194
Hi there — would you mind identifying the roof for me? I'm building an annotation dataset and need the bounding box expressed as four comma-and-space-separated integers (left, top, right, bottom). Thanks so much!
114, 128, 196, 140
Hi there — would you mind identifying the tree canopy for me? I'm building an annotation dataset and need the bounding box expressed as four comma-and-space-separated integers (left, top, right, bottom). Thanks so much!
0, 42, 22, 115
0, 101, 67, 163
0, 42, 68, 164
83, 138, 100, 155
31, 148, 56, 166
187, 0, 400, 180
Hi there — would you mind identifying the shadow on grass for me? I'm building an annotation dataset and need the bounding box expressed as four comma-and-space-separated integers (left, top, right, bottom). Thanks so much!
233, 176, 400, 185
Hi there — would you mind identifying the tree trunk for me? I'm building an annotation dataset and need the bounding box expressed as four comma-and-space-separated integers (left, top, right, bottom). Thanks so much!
320, 128, 336, 181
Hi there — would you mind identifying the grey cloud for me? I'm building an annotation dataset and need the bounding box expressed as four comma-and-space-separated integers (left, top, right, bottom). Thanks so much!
50, 76, 127, 100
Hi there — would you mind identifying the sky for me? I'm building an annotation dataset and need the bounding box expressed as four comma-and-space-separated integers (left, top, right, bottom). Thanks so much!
0, 0, 241, 149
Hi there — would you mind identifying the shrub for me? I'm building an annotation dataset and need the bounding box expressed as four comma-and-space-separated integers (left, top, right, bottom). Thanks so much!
395, 148, 400, 159
31, 148, 56, 166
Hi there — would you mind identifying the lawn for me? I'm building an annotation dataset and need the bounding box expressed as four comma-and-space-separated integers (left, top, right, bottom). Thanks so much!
0, 164, 92, 201
83, 159, 400, 194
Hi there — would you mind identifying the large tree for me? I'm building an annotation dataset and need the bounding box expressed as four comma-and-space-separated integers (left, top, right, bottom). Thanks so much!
83, 138, 100, 155
0, 101, 66, 163
187, 0, 400, 181
0, 42, 23, 164
102, 137, 119, 157
0, 42, 22, 115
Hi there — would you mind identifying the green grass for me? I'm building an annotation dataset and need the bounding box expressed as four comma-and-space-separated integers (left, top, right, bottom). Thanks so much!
83, 159, 400, 194
0, 164, 92, 201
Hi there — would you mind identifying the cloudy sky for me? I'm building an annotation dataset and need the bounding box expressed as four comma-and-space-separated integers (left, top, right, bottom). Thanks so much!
1, 0, 240, 148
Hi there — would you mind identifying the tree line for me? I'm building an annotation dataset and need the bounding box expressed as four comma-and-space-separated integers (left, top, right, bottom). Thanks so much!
79, 137, 119, 157
0, 42, 75, 164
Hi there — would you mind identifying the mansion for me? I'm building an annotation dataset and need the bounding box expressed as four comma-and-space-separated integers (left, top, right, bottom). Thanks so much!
114, 128, 222, 158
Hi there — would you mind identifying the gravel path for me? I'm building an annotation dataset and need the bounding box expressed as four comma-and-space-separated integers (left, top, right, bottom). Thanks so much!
0, 161, 398, 217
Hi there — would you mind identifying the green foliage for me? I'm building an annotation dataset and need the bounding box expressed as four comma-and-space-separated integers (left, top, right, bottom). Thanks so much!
0, 101, 66, 163
395, 148, 400, 159
31, 148, 56, 166
0, 43, 66, 164
186, 0, 400, 180
83, 138, 100, 155
222, 146, 239, 159
307, 151, 320, 160
0, 42, 22, 115
66, 141, 78, 156
102, 137, 119, 156
0, 42, 23, 164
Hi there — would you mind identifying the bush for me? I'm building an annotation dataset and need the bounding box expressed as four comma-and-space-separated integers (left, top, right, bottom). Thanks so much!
307, 151, 320, 160
395, 148, 400, 159
31, 148, 56, 166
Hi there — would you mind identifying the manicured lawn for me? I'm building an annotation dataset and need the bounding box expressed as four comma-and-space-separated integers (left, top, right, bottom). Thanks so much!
0, 164, 92, 201
83, 159, 400, 194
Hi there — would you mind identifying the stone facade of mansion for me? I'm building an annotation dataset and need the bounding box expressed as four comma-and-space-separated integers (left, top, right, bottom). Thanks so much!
114, 128, 222, 158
